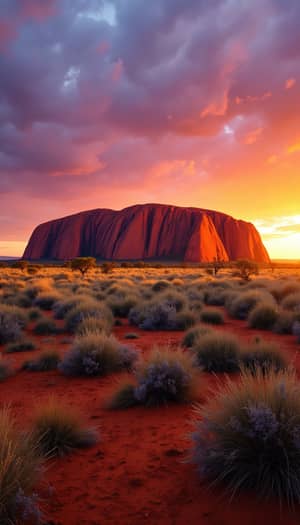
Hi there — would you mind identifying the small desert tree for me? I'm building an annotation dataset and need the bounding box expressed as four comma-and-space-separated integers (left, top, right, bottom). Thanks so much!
12, 260, 28, 272
235, 259, 259, 281
211, 257, 226, 276
70, 257, 96, 276
101, 261, 116, 274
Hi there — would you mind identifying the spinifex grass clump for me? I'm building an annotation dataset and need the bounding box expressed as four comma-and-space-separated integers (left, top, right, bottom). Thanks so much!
192, 332, 240, 373
59, 331, 138, 377
65, 300, 114, 333
240, 339, 289, 375
248, 303, 278, 330
293, 321, 300, 343
200, 308, 224, 325
5, 339, 36, 353
190, 369, 300, 505
34, 292, 61, 310
0, 355, 12, 381
227, 291, 275, 320
31, 398, 99, 457
34, 317, 58, 336
129, 300, 196, 331
0, 407, 42, 524
181, 325, 213, 348
0, 304, 28, 344
109, 347, 198, 408
23, 350, 60, 372
281, 292, 300, 312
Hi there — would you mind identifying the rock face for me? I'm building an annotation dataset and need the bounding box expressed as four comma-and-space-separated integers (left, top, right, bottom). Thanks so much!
23, 203, 270, 262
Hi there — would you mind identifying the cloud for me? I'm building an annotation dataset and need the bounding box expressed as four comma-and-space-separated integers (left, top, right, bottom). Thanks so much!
0, 0, 300, 257
285, 78, 296, 89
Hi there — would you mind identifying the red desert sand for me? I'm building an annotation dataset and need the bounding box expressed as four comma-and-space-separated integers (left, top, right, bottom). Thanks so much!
1, 308, 300, 525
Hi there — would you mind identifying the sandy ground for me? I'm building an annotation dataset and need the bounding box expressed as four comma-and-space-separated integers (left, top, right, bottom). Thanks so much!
1, 310, 300, 525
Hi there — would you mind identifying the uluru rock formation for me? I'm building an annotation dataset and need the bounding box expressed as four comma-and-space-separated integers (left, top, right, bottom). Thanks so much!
23, 203, 270, 262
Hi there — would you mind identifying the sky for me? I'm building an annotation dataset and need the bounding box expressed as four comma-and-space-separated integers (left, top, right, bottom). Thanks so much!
0, 0, 300, 259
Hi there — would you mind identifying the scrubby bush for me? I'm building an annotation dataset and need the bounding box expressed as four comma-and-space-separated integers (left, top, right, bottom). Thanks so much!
5, 339, 36, 353
293, 321, 300, 343
248, 303, 278, 330
204, 286, 228, 306
75, 315, 111, 336
235, 259, 259, 281
200, 308, 224, 325
124, 332, 140, 339
34, 317, 58, 335
134, 349, 197, 406
53, 297, 81, 319
31, 398, 98, 456
240, 340, 289, 375
109, 348, 198, 408
0, 304, 27, 344
190, 369, 300, 504
273, 310, 297, 334
152, 280, 170, 292
227, 291, 274, 320
59, 332, 138, 377
192, 332, 240, 373
173, 310, 197, 330
28, 307, 42, 321
181, 326, 213, 348
270, 281, 300, 302
156, 290, 187, 312
70, 257, 96, 276
34, 292, 61, 310
106, 294, 138, 318
0, 356, 11, 381
23, 350, 60, 372
282, 292, 300, 312
65, 301, 114, 333
129, 300, 195, 331
0, 407, 42, 524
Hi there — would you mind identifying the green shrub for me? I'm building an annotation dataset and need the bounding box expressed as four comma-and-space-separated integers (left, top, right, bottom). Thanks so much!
200, 308, 224, 325
0, 407, 42, 524
192, 332, 240, 373
31, 398, 98, 456
190, 369, 300, 504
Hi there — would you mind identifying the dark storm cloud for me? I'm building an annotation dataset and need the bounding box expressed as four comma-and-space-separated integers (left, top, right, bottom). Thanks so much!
0, 0, 300, 242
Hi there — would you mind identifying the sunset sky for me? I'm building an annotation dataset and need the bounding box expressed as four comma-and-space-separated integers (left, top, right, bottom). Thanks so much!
0, 0, 300, 259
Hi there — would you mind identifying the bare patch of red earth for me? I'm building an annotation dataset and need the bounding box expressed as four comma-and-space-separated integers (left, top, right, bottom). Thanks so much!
1, 312, 300, 524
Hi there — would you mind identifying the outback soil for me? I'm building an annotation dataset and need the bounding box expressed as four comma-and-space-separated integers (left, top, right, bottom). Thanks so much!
1, 309, 300, 525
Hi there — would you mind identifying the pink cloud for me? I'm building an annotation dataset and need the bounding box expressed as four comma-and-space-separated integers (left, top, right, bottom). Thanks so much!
285, 78, 296, 89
